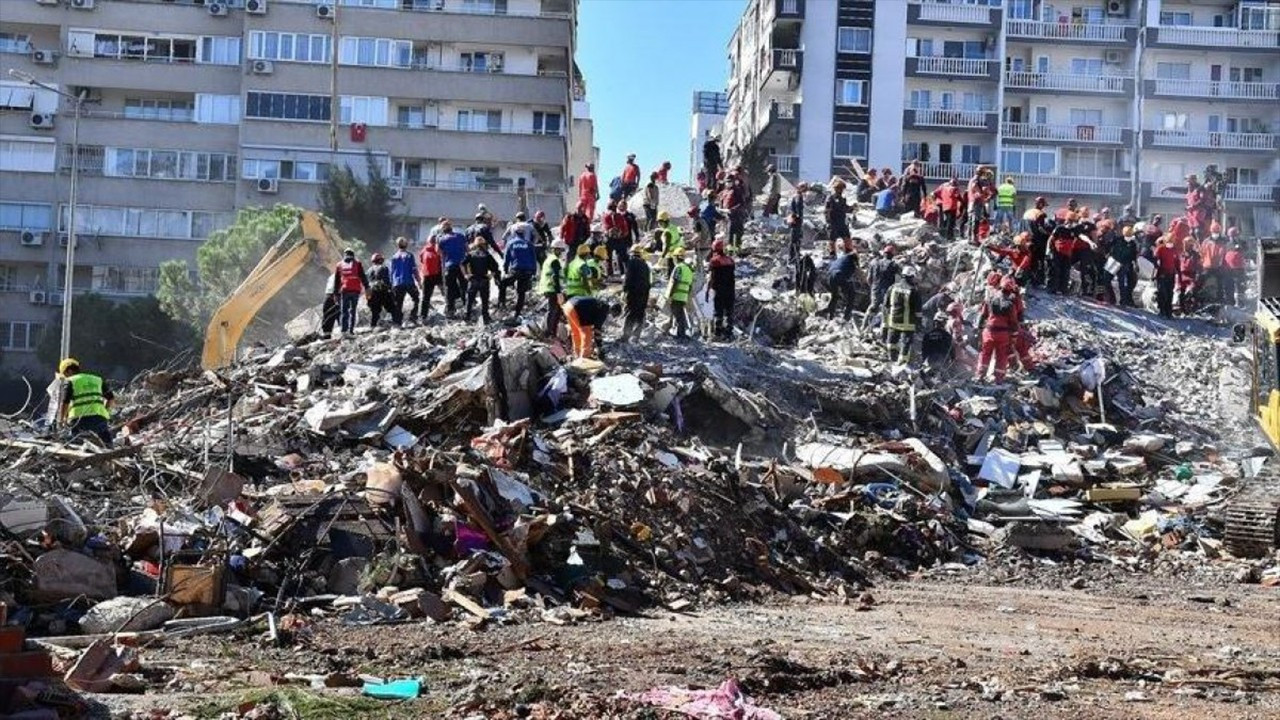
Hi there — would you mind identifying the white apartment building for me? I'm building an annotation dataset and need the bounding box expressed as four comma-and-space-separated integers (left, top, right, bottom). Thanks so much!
689, 90, 728, 183
724, 0, 1278, 237
0, 0, 581, 373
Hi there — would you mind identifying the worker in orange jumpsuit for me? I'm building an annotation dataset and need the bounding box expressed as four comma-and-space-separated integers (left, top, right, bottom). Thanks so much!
988, 232, 1035, 286
1199, 222, 1226, 304
576, 162, 599, 220
1007, 277, 1036, 372
1177, 240, 1201, 315
975, 277, 1020, 382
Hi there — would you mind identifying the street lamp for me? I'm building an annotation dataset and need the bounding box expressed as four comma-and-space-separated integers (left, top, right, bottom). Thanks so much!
9, 68, 81, 364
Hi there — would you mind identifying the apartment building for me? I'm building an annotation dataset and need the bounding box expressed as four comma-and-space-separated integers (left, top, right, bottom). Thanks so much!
723, 0, 1278, 238
689, 90, 728, 183
0, 0, 579, 372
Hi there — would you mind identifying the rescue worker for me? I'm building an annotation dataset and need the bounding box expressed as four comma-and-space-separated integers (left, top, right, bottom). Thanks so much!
1048, 221, 1077, 294
418, 235, 443, 320
1024, 196, 1052, 285
1199, 222, 1226, 304
501, 212, 539, 316
603, 200, 639, 278
900, 162, 926, 218
577, 162, 599, 220
620, 153, 641, 199
921, 282, 958, 332
697, 191, 722, 258
823, 238, 860, 322
539, 240, 568, 339
665, 248, 695, 340
654, 160, 672, 185
58, 358, 114, 446
966, 167, 995, 242
933, 178, 963, 241
1178, 238, 1201, 315
657, 211, 684, 275
988, 232, 1035, 286
873, 182, 897, 219
437, 220, 468, 318
722, 175, 747, 251
975, 277, 1019, 382
389, 237, 420, 326
320, 273, 339, 336
1222, 232, 1245, 307
561, 295, 620, 359
824, 180, 852, 250
884, 265, 922, 364
994, 176, 1017, 233
642, 172, 661, 232
564, 243, 597, 300
531, 210, 554, 264
621, 243, 652, 343
702, 134, 722, 189
1154, 234, 1181, 318
862, 244, 899, 331
919, 312, 955, 370
466, 213, 499, 255
1006, 277, 1036, 372
366, 253, 395, 328
1108, 226, 1138, 307
706, 239, 736, 340
463, 237, 498, 324
763, 164, 782, 217
559, 208, 589, 258
332, 248, 369, 334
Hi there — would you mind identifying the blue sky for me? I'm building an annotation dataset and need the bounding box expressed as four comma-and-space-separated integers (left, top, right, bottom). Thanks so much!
577, 0, 744, 184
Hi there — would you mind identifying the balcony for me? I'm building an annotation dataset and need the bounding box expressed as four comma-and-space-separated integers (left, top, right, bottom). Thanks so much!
396, 181, 565, 220
764, 48, 804, 87
1149, 183, 1279, 205
905, 106, 998, 132
1144, 79, 1280, 103
908, 0, 999, 26
1004, 19, 1136, 44
906, 56, 1000, 81
770, 154, 799, 177
1002, 122, 1130, 146
911, 162, 982, 181
1149, 25, 1280, 51
1144, 130, 1279, 153
1016, 175, 1129, 197
1005, 70, 1133, 95
773, 0, 804, 22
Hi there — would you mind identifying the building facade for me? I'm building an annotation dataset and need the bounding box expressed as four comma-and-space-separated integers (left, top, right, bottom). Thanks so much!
724, 0, 1279, 236
0, 0, 579, 371
689, 90, 728, 184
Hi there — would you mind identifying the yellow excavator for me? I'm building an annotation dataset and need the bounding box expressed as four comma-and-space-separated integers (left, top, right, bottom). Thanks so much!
1226, 236, 1280, 557
201, 211, 346, 370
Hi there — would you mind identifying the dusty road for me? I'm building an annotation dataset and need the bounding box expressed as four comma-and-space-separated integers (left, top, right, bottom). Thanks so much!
94, 575, 1279, 719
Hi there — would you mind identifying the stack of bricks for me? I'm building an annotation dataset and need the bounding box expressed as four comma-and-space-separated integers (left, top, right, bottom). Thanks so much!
0, 623, 61, 718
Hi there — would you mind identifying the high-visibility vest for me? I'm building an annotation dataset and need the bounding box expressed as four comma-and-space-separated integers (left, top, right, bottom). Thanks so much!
996, 183, 1017, 209
662, 226, 684, 257
564, 257, 590, 298
537, 256, 561, 295
67, 373, 109, 420
669, 263, 694, 303
886, 283, 916, 332
337, 260, 363, 293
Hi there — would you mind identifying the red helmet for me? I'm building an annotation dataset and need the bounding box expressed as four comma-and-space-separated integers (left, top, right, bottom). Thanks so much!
881, 245, 895, 256
1227, 226, 1240, 238
534, 210, 546, 221
370, 252, 384, 263
1001, 277, 1019, 293
712, 239, 726, 252
1034, 196, 1048, 207
986, 271, 1003, 287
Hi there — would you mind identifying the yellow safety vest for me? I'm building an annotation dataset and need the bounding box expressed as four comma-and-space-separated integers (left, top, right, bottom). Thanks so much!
997, 183, 1017, 209
886, 284, 916, 332
564, 257, 591, 298
67, 373, 110, 420
669, 263, 694, 303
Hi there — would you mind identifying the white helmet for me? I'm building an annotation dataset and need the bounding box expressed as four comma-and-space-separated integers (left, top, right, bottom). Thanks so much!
901, 265, 918, 279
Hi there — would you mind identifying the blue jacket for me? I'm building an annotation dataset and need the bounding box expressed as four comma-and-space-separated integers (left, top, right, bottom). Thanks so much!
874, 188, 896, 212
827, 252, 858, 282
504, 236, 538, 274
467, 223, 498, 253
389, 250, 417, 287
700, 201, 720, 226
438, 231, 467, 268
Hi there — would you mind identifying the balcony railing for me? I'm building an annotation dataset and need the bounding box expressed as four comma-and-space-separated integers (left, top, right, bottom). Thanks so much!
1225, 185, 1278, 203
393, 0, 573, 20
911, 107, 992, 129
1005, 71, 1131, 93
776, 0, 803, 19
1016, 175, 1126, 196
770, 154, 799, 175
1148, 130, 1277, 151
389, 121, 564, 137
914, 0, 991, 24
1149, 79, 1278, 100
774, 48, 801, 70
82, 109, 196, 123
912, 162, 981, 180
1002, 122, 1125, 144
914, 56, 998, 77
392, 178, 565, 194
1005, 19, 1132, 42
1155, 25, 1280, 49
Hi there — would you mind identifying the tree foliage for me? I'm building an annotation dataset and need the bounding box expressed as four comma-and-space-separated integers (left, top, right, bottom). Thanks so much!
37, 294, 198, 381
317, 155, 401, 251
155, 204, 303, 332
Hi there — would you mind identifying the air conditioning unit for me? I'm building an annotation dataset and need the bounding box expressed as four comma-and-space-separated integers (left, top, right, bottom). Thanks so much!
48, 292, 64, 307
1106, 0, 1127, 16
28, 291, 47, 306
31, 48, 55, 65
316, 4, 334, 19
1104, 50, 1124, 64
29, 113, 54, 129
20, 230, 45, 247
389, 186, 404, 200
207, 2, 228, 16
71, 0, 95, 9
251, 60, 274, 75
257, 177, 279, 194
246, 0, 268, 14
58, 233, 74, 247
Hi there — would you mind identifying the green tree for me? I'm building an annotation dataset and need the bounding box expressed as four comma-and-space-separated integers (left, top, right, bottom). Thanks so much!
37, 294, 198, 381
317, 155, 401, 251
155, 204, 302, 332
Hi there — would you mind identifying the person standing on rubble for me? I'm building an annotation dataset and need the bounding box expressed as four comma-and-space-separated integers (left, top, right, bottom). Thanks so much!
1047, 220, 1077, 295
822, 238, 860, 323
763, 164, 782, 218
862, 245, 899, 332
966, 167, 995, 242
539, 239, 568, 339
1178, 237, 1202, 315
501, 212, 539, 317
1199, 222, 1227, 305
562, 295, 621, 359
58, 358, 114, 446
1154, 234, 1181, 318
934, 178, 962, 242
531, 210, 554, 265
657, 211, 684, 276
437, 220, 468, 319
389, 237, 420, 326
603, 201, 638, 279
994, 176, 1017, 234
621, 243, 652, 343
974, 277, 1019, 382
787, 185, 807, 264
577, 162, 599, 221
987, 232, 1035, 286
321, 272, 339, 337
620, 153, 641, 200
1222, 231, 1245, 307
333, 248, 369, 335
564, 244, 597, 302
366, 253, 396, 328
560, 206, 591, 258
654, 160, 672, 185
721, 175, 747, 251
703, 134, 722, 190
884, 266, 922, 364
824, 180, 853, 252
706, 239, 736, 341
900, 163, 926, 218
1108, 226, 1138, 307
642, 172, 661, 232
463, 237, 499, 324
466, 213, 499, 255
666, 248, 695, 340
1024, 196, 1052, 285
418, 235, 444, 321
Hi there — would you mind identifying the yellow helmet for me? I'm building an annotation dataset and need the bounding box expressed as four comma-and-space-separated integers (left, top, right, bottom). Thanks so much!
593, 245, 609, 261
59, 358, 79, 375
657, 210, 670, 222
576, 244, 591, 257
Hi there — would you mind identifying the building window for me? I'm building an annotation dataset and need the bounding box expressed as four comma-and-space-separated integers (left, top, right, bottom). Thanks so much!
0, 33, 31, 55
83, 31, 199, 63
245, 92, 332, 122
460, 51, 504, 72
1062, 148, 1121, 177
1161, 112, 1189, 130
532, 111, 562, 135
0, 202, 53, 231
339, 37, 412, 68
1000, 147, 1056, 175
457, 109, 503, 133
199, 36, 241, 65
0, 83, 37, 110
837, 27, 871, 53
242, 159, 332, 183
960, 145, 982, 164
1159, 11, 1193, 26
339, 96, 389, 125
1069, 58, 1105, 76
1069, 108, 1103, 126
0, 139, 56, 173
106, 148, 235, 182
1230, 66, 1264, 82
833, 132, 868, 159
250, 31, 332, 63
0, 322, 43, 352
125, 98, 195, 121
836, 79, 868, 106
59, 204, 230, 240
1155, 62, 1191, 80
195, 94, 240, 124
91, 266, 159, 295
392, 159, 437, 187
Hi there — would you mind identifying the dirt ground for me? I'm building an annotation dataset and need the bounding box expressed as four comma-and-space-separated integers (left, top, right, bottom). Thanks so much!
88, 573, 1279, 719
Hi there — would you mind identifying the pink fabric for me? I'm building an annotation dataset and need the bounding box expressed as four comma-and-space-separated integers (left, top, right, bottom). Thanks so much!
629, 678, 782, 720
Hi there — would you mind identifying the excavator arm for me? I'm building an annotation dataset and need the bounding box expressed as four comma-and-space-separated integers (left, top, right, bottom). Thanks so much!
201, 212, 346, 370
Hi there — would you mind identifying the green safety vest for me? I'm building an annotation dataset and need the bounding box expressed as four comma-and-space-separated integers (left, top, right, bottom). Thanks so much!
996, 183, 1017, 209
564, 257, 590, 298
670, 263, 694, 303
538, 256, 561, 295
886, 284, 916, 332
67, 373, 109, 420
663, 226, 684, 257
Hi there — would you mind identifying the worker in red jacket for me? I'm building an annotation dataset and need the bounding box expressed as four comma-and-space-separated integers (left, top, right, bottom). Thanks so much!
1153, 234, 1181, 318
1007, 277, 1036, 372
933, 179, 963, 241
654, 160, 672, 185
988, 232, 1035, 286
1199, 222, 1226, 304
975, 277, 1020, 382
620, 153, 641, 198
577, 162, 599, 220
417, 236, 443, 320
1222, 231, 1245, 307
1178, 241, 1201, 315
332, 248, 369, 335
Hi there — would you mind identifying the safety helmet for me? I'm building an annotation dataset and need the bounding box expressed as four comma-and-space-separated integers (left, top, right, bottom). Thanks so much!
58, 358, 79, 375
371, 252, 384, 263
657, 210, 671, 222
1122, 226, 1135, 238
344, 248, 355, 257
1016, 231, 1031, 245
576, 244, 591, 257
1227, 227, 1240, 238
712, 239, 726, 253
1001, 277, 1018, 293
1034, 196, 1048, 207
515, 211, 527, 221
534, 210, 546, 221
593, 245, 609, 261
550, 239, 568, 251
901, 265, 918, 279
